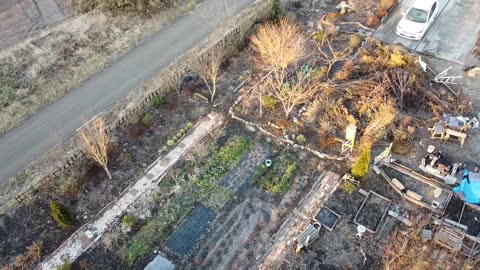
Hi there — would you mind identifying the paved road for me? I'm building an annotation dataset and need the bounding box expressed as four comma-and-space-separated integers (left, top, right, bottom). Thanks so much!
0, 0, 255, 182
373, 0, 480, 64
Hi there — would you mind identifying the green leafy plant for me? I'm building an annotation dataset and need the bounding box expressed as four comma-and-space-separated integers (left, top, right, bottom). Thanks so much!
194, 137, 251, 199
341, 182, 357, 195
351, 148, 371, 179
56, 261, 72, 270
123, 214, 137, 229
167, 140, 175, 147
50, 201, 73, 229
127, 190, 199, 264
127, 240, 150, 264
142, 113, 154, 128
186, 122, 193, 129
261, 96, 278, 111
270, 0, 284, 22
152, 96, 166, 109
254, 155, 297, 194
296, 134, 305, 144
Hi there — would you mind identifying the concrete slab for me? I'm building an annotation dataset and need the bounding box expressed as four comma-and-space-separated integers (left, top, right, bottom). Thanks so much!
144, 255, 175, 270
373, 0, 480, 64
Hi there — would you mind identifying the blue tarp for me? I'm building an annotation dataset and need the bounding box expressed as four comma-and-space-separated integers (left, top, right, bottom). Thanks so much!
453, 172, 480, 204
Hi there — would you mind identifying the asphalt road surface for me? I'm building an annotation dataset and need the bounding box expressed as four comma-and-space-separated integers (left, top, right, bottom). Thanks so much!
373, 0, 480, 64
0, 0, 255, 182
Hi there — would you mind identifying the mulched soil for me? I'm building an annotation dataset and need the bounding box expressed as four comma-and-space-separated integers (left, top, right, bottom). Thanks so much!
354, 192, 391, 232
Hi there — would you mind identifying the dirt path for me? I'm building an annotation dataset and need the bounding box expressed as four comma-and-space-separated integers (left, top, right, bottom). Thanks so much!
0, 0, 68, 49
38, 113, 224, 270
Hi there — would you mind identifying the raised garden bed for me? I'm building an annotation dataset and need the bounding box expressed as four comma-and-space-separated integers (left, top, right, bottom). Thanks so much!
314, 206, 340, 231
354, 191, 391, 233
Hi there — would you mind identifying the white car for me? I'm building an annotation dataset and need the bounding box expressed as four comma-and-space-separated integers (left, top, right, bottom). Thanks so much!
396, 0, 439, 40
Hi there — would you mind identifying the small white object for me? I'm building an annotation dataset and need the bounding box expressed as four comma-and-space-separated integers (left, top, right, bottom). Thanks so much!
434, 188, 442, 198
357, 224, 366, 239
427, 145, 435, 153
265, 159, 272, 167
418, 56, 427, 72
85, 230, 94, 239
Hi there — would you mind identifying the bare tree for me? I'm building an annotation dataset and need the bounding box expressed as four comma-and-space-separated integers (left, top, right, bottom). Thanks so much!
267, 70, 322, 118
79, 118, 111, 179
317, 37, 352, 78
192, 46, 225, 102
250, 19, 306, 92
385, 68, 414, 111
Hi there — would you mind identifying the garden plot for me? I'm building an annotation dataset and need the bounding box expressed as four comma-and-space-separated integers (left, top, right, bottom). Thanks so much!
354, 191, 391, 233
165, 142, 271, 257
382, 166, 452, 210
315, 206, 340, 231
165, 206, 216, 256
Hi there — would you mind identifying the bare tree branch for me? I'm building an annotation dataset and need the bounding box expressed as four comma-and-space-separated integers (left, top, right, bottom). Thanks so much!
192, 46, 225, 102
79, 118, 111, 179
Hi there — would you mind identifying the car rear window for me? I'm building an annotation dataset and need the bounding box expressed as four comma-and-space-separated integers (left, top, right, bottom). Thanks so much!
406, 7, 428, 23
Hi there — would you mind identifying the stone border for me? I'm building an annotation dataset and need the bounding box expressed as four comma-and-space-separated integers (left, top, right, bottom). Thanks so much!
228, 71, 345, 161
38, 113, 224, 270
257, 171, 341, 269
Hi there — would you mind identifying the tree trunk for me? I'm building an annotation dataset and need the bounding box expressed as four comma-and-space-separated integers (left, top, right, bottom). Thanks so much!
104, 166, 112, 180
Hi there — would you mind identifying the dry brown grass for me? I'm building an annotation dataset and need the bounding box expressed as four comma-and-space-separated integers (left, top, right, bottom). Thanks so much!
382, 217, 472, 270
334, 61, 354, 81
0, 3, 193, 134
79, 118, 111, 179
25, 241, 43, 261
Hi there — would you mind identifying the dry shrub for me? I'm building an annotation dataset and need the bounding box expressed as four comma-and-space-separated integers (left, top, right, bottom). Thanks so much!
79, 118, 111, 179
250, 19, 305, 73
349, 35, 362, 49
382, 218, 453, 270
376, 7, 387, 18
266, 70, 322, 117
366, 12, 380, 26
380, 0, 397, 12
79, 259, 90, 270
316, 97, 353, 133
303, 98, 322, 124
13, 255, 28, 269
26, 241, 43, 261
388, 49, 406, 68
359, 102, 397, 149
319, 134, 339, 151
317, 37, 353, 77
334, 61, 354, 80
